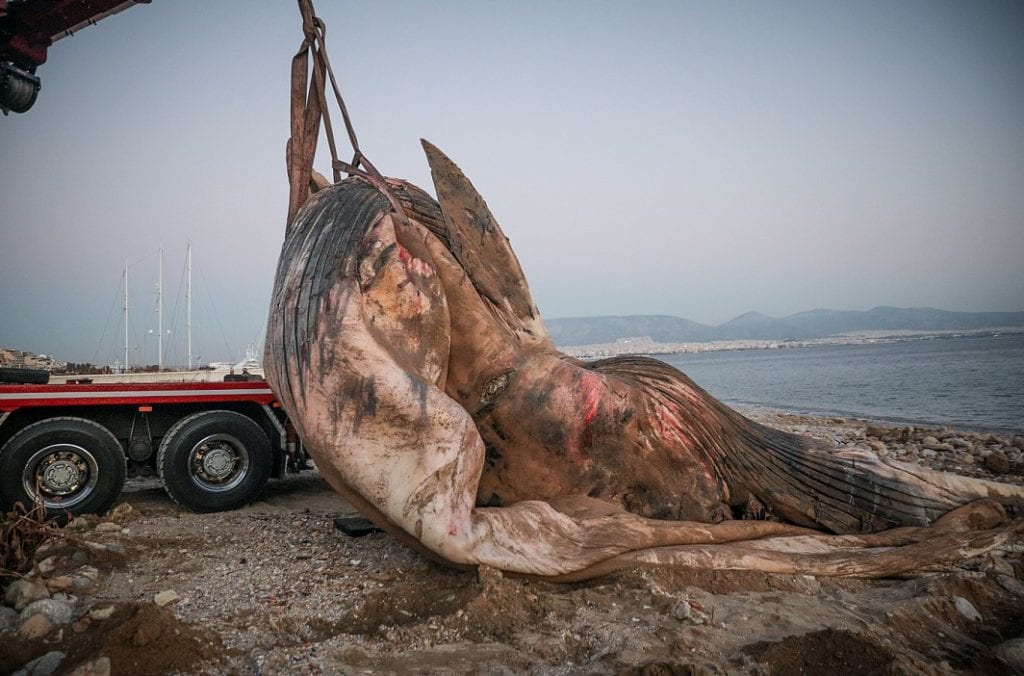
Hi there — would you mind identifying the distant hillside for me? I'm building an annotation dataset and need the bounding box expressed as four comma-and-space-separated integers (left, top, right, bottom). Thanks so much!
542, 315, 714, 345
546, 307, 1024, 346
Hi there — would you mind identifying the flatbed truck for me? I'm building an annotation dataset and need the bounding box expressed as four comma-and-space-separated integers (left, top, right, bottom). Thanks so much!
0, 372, 307, 518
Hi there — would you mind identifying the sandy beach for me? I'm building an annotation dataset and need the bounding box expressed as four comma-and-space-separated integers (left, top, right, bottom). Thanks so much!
2, 409, 1023, 675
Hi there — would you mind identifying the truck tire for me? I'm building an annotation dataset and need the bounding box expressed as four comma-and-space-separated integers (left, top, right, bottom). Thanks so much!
157, 410, 272, 513
0, 367, 50, 385
0, 417, 126, 518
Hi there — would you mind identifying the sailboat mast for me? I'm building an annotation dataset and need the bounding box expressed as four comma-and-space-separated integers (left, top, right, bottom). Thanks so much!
124, 258, 129, 372
186, 241, 192, 370
157, 245, 163, 371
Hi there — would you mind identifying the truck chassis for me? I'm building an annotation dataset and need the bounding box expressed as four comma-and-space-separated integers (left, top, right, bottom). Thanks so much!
0, 378, 307, 518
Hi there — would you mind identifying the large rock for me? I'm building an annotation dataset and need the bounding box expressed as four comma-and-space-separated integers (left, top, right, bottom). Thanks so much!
0, 605, 19, 631
4, 579, 50, 610
12, 650, 66, 676
20, 598, 73, 625
985, 451, 1011, 474
865, 424, 889, 439
992, 637, 1024, 672
17, 613, 55, 639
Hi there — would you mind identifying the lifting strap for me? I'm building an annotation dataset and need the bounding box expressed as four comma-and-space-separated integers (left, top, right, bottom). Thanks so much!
286, 0, 406, 230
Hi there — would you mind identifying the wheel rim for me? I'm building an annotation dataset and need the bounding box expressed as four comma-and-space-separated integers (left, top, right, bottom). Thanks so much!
22, 443, 100, 510
187, 433, 250, 492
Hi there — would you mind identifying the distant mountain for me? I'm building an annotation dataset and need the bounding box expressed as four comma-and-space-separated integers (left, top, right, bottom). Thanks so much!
716, 311, 782, 339
542, 315, 713, 345
546, 307, 1024, 346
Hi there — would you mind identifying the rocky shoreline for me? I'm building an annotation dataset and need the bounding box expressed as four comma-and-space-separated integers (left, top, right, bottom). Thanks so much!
742, 408, 1024, 484
2, 409, 1023, 675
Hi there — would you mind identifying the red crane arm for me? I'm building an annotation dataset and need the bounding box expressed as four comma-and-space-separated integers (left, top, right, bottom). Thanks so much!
0, 0, 149, 67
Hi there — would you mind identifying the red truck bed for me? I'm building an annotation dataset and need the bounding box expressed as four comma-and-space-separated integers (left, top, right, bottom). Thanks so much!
0, 381, 276, 412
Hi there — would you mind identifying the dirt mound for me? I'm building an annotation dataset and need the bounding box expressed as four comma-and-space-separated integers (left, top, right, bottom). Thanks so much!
745, 629, 895, 675
96, 603, 224, 674
340, 565, 552, 643
1, 602, 224, 675
342, 566, 478, 635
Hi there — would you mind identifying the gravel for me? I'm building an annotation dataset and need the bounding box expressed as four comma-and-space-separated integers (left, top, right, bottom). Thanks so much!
2, 409, 1022, 674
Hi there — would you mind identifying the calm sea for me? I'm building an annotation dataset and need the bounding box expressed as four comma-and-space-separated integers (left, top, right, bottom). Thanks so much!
658, 333, 1024, 433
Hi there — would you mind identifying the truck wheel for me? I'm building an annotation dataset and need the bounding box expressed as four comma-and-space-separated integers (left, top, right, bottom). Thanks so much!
0, 417, 126, 518
157, 410, 272, 513
0, 367, 50, 384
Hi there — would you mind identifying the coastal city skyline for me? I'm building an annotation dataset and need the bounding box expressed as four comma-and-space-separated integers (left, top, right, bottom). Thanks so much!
2, 1, 1022, 363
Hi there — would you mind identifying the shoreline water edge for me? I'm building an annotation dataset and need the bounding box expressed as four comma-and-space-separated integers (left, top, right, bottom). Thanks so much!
560, 327, 1024, 359
562, 331, 1024, 435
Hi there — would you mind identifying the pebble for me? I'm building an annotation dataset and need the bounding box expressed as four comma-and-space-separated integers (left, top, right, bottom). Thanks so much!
95, 522, 120, 533
45, 576, 75, 592
865, 425, 888, 439
18, 613, 55, 639
32, 540, 57, 561
67, 516, 92, 530
0, 606, 19, 630
154, 590, 182, 607
953, 596, 981, 622
671, 599, 705, 624
106, 502, 137, 523
997, 575, 1024, 596
77, 565, 99, 581
5, 579, 50, 610
88, 605, 115, 620
20, 598, 73, 625
67, 657, 111, 676
13, 650, 65, 676
981, 555, 1015, 577
36, 556, 58, 576
991, 637, 1024, 672
921, 449, 938, 459
866, 440, 887, 454
922, 435, 941, 448
77, 566, 100, 581
985, 451, 1011, 474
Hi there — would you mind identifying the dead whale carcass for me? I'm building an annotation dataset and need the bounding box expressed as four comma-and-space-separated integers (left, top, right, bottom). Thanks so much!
265, 141, 1023, 580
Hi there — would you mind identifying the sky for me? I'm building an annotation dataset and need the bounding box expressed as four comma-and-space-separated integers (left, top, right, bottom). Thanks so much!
2, 0, 1022, 365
